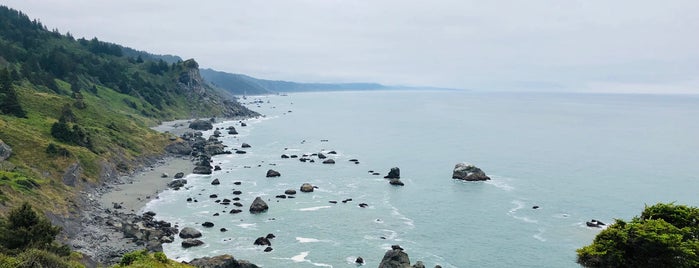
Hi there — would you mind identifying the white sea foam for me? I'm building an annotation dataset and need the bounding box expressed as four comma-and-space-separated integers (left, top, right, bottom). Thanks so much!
508, 200, 525, 213
533, 228, 547, 242
237, 223, 257, 229
485, 178, 515, 191
296, 237, 322, 243
291, 252, 309, 262
297, 205, 332, 211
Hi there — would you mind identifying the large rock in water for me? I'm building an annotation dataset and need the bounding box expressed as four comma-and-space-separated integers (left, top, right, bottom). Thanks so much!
384, 167, 400, 179
266, 169, 281, 177
379, 246, 411, 268
0, 140, 12, 161
179, 227, 202, 239
249, 197, 269, 214
182, 239, 204, 248
189, 120, 214, 130
299, 183, 314, 192
452, 163, 490, 181
188, 254, 260, 268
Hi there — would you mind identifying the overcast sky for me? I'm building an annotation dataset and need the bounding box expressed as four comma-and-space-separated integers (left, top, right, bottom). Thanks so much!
4, 0, 699, 93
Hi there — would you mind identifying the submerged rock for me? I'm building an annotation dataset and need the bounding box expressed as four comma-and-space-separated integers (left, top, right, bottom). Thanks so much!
389, 179, 404, 186
451, 163, 490, 181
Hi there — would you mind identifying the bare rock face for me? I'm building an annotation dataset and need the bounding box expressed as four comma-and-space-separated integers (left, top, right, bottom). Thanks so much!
0, 140, 11, 162
379, 245, 411, 268
452, 163, 490, 181
249, 197, 269, 214
62, 162, 82, 187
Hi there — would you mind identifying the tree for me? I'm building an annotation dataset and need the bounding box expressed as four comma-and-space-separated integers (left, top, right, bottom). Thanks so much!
0, 203, 61, 253
0, 68, 26, 118
577, 203, 699, 268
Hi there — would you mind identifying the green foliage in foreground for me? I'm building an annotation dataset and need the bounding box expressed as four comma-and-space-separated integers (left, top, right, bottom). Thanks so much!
577, 203, 699, 267
0, 203, 82, 267
114, 249, 192, 268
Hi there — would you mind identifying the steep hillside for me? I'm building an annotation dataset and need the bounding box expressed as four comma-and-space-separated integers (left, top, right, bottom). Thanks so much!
0, 5, 257, 215
201, 68, 386, 95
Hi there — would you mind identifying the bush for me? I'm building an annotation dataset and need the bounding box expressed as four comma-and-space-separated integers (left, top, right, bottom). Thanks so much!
0, 203, 61, 252
577, 203, 699, 267
46, 143, 71, 157
119, 249, 147, 266
16, 248, 82, 268
153, 252, 168, 263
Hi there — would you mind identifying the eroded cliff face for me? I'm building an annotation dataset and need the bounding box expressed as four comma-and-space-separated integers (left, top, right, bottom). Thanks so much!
177, 59, 259, 118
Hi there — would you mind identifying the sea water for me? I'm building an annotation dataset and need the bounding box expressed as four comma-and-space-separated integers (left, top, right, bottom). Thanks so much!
144, 90, 699, 267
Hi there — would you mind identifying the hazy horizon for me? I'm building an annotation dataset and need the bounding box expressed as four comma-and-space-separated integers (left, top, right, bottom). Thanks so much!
4, 1, 698, 93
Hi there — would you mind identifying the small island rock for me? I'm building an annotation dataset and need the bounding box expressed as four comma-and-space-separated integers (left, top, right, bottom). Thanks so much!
249, 197, 269, 214
452, 162, 490, 181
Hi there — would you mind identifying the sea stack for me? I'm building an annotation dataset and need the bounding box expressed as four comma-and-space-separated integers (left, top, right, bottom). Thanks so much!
451, 162, 490, 181
249, 197, 269, 213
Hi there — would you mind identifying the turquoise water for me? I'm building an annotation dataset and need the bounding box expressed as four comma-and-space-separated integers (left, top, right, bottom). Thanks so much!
145, 90, 699, 267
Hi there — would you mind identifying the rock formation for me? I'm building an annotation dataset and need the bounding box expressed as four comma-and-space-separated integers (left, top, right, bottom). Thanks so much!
0, 139, 12, 161
249, 197, 269, 213
384, 167, 400, 179
379, 245, 411, 268
300, 183, 314, 192
188, 254, 260, 268
452, 163, 490, 181
189, 119, 214, 131
266, 169, 281, 177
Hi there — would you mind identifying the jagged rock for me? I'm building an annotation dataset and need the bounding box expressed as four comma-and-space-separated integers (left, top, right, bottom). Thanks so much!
253, 237, 271, 246
384, 167, 400, 179
174, 172, 185, 179
165, 142, 192, 155
0, 140, 11, 161
379, 246, 411, 268
265, 233, 276, 239
202, 222, 214, 228
264, 247, 273, 252
189, 120, 213, 131
284, 189, 297, 195
355, 257, 364, 264
214, 165, 221, 171
182, 239, 204, 248
412, 261, 426, 268
188, 254, 260, 268
241, 143, 251, 148
266, 169, 281, 177
179, 227, 202, 239
167, 179, 187, 189
322, 159, 335, 164
211, 179, 220, 185
62, 162, 82, 187
317, 153, 327, 159
249, 197, 269, 214
300, 183, 314, 192
205, 143, 227, 155
452, 163, 490, 181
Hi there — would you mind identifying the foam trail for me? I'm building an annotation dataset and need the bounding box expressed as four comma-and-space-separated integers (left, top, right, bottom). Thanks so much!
298, 206, 332, 211
296, 237, 322, 243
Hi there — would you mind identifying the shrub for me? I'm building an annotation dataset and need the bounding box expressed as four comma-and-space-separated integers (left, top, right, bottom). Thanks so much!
119, 249, 148, 266
153, 251, 168, 263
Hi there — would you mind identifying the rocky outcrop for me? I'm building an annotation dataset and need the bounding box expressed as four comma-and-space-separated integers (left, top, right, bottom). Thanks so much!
0, 140, 12, 161
266, 169, 281, 177
165, 141, 192, 155
249, 197, 269, 214
193, 155, 213, 175
188, 254, 260, 268
452, 163, 490, 181
167, 179, 187, 190
182, 239, 204, 248
62, 162, 82, 187
379, 245, 411, 268
300, 183, 314, 193
189, 119, 214, 131
385, 167, 400, 179
179, 227, 202, 239
253, 237, 271, 246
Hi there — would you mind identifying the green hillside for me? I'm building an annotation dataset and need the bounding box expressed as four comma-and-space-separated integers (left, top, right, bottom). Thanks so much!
0, 5, 256, 215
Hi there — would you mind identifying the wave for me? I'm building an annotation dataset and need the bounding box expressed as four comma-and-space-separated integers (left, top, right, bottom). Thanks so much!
296, 237, 323, 243
287, 252, 333, 267
297, 206, 332, 211
485, 177, 515, 191
237, 223, 257, 229
533, 228, 547, 242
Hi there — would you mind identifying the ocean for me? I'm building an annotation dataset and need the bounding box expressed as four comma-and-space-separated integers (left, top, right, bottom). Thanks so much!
144, 90, 699, 267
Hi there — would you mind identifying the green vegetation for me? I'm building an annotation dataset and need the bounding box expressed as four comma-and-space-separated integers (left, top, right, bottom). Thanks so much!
577, 203, 699, 267
0, 203, 83, 267
114, 249, 191, 268
0, 5, 254, 214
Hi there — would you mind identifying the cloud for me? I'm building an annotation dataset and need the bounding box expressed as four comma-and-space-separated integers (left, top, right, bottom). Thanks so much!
3, 0, 699, 93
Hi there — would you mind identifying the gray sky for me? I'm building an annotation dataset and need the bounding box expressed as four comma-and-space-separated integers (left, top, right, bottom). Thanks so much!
4, 0, 699, 93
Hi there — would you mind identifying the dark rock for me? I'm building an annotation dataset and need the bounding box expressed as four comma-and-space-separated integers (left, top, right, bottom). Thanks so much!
241, 122, 247, 127
188, 254, 260, 268
532, 206, 540, 209
327, 150, 337, 154
236, 150, 247, 154
213, 213, 219, 216
317, 153, 327, 159
412, 261, 426, 268
229, 209, 242, 214
372, 172, 381, 176
290, 155, 298, 158
234, 181, 242, 185
228, 128, 239, 135
265, 233, 276, 239
211, 179, 220, 185
322, 159, 335, 164
220, 228, 227, 232
165, 142, 193, 155
179, 227, 202, 239
213, 130, 222, 137
391, 245, 404, 250
182, 238, 204, 248
214, 165, 222, 171
452, 162, 490, 181
202, 222, 214, 228
264, 247, 273, 252
389, 179, 404, 186
193, 166, 212, 175
281, 154, 290, 159
266, 169, 281, 177
233, 190, 243, 195
379, 246, 411, 268
232, 197, 241, 201
186, 198, 193, 202
355, 257, 364, 264
249, 197, 269, 214
189, 120, 213, 131
300, 183, 314, 192
342, 198, 353, 203
384, 167, 400, 179
253, 237, 271, 246
167, 179, 187, 189
329, 201, 338, 204
359, 203, 368, 208
161, 172, 169, 178
147, 240, 163, 252
210, 194, 218, 198
233, 202, 243, 207
174, 172, 185, 179
284, 189, 297, 195
349, 159, 359, 162
275, 195, 287, 199
241, 143, 251, 148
